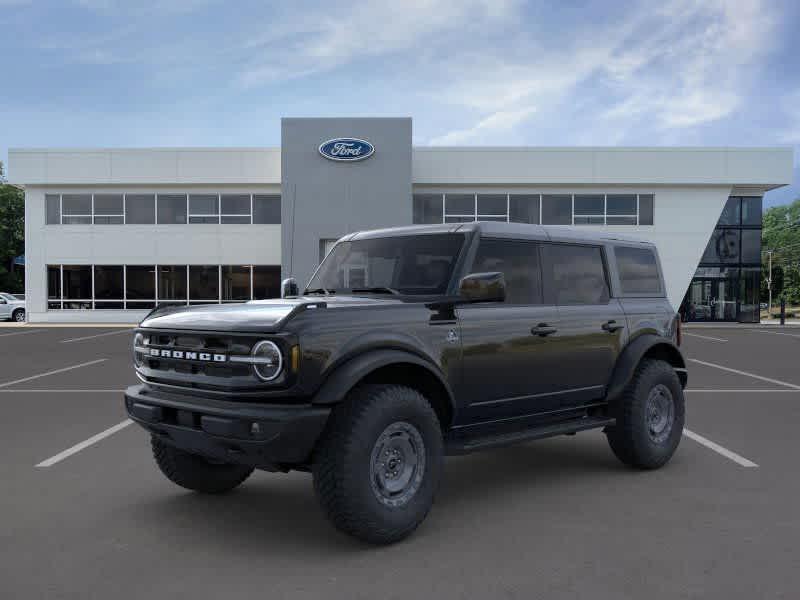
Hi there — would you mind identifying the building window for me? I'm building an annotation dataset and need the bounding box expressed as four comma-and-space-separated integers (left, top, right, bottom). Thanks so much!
47, 264, 279, 310
44, 193, 280, 226
157, 194, 187, 224
46, 194, 61, 225
221, 194, 251, 224
319, 239, 338, 263
541, 195, 572, 225
125, 194, 156, 224
94, 194, 124, 224
253, 266, 280, 299
158, 266, 187, 303
189, 194, 219, 224
413, 194, 443, 224
638, 194, 654, 225
573, 195, 605, 225
509, 194, 540, 224
222, 266, 251, 301
62, 194, 92, 224
253, 194, 281, 224
189, 265, 219, 303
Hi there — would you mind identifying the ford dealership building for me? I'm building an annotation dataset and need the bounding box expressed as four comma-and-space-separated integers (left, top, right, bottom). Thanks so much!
8, 117, 794, 323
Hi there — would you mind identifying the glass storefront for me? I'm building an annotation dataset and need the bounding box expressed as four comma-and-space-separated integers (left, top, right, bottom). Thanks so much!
682, 197, 762, 323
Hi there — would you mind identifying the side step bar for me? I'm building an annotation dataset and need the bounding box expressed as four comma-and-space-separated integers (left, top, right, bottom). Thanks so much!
445, 416, 615, 456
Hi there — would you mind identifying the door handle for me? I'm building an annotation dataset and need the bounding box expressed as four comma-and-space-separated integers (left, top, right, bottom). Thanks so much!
531, 323, 557, 337
602, 320, 624, 333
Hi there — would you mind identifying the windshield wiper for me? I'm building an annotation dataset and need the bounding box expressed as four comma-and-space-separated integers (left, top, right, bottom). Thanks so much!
305, 287, 334, 295
350, 286, 400, 295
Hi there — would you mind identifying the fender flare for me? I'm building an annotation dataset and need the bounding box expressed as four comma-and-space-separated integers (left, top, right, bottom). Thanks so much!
605, 335, 687, 401
311, 349, 456, 416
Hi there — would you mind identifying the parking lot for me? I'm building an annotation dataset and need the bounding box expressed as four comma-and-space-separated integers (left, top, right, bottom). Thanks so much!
2, 324, 799, 599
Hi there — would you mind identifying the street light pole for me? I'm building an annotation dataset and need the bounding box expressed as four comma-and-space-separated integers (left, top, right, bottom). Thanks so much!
768, 250, 773, 316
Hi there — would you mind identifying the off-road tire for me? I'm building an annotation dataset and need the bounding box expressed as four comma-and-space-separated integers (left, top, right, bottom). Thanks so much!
312, 384, 443, 545
12, 309, 25, 322
151, 435, 254, 493
606, 359, 684, 469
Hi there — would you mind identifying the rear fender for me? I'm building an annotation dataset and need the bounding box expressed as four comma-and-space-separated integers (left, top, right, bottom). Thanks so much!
605, 335, 687, 401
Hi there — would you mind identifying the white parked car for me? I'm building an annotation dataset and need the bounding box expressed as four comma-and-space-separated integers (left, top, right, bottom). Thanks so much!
0, 293, 26, 322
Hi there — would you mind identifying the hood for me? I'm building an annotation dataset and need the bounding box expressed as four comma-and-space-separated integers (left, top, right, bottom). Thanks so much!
140, 295, 405, 332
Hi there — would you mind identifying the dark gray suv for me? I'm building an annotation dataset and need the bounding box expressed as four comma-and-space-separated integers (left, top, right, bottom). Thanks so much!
125, 222, 686, 544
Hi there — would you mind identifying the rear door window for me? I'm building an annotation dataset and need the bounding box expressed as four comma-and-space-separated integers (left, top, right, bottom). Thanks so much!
541, 243, 610, 305
615, 246, 662, 295
470, 238, 542, 304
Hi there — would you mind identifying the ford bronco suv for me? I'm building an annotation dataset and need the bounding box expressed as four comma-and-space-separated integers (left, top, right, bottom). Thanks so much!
125, 222, 686, 544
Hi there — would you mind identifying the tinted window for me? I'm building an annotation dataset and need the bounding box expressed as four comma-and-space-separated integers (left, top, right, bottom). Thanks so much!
445, 194, 474, 216
46, 194, 60, 224
189, 194, 219, 223
470, 239, 541, 304
717, 197, 740, 225
413, 194, 443, 224
702, 229, 740, 263
253, 266, 281, 299
615, 247, 662, 294
253, 194, 281, 224
509, 194, 539, 224
157, 194, 187, 224
93, 266, 123, 299
740, 229, 761, 263
573, 194, 604, 224
189, 265, 219, 300
62, 194, 92, 224
542, 244, 609, 305
47, 265, 61, 299
541, 195, 571, 224
638, 194, 654, 225
477, 194, 507, 216
222, 266, 251, 301
125, 194, 155, 224
607, 194, 637, 215
94, 194, 124, 224
221, 194, 250, 224
62, 265, 92, 299
741, 196, 762, 226
158, 266, 187, 300
308, 234, 465, 295
126, 266, 155, 299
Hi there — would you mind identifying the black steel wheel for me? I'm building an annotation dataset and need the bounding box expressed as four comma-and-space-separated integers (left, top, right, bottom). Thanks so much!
312, 384, 443, 544
606, 359, 684, 469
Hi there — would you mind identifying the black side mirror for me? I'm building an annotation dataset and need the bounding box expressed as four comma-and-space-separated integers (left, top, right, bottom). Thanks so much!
458, 272, 506, 303
281, 277, 299, 298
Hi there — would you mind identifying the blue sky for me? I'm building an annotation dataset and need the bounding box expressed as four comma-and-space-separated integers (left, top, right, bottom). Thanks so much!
1, 0, 798, 206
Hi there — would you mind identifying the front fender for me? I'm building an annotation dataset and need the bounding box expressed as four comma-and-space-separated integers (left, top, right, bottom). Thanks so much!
311, 349, 456, 414
605, 335, 686, 401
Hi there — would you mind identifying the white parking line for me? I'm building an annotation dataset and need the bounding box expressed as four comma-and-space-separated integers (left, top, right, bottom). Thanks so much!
683, 332, 728, 342
60, 329, 133, 343
0, 388, 125, 393
0, 329, 44, 338
35, 419, 133, 468
688, 358, 800, 390
683, 428, 758, 468
747, 329, 800, 339
0, 359, 107, 389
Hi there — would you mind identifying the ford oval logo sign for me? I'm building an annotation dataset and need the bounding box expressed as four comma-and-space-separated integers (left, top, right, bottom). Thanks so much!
318, 138, 375, 162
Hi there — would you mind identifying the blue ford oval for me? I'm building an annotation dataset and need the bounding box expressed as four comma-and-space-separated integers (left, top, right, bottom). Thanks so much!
318, 138, 375, 162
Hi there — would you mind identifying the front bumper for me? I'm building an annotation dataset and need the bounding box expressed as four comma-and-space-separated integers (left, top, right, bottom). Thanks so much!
124, 384, 330, 469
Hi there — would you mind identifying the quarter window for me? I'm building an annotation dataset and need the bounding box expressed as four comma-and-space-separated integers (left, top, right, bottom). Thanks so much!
542, 244, 609, 305
615, 247, 662, 295
470, 239, 542, 304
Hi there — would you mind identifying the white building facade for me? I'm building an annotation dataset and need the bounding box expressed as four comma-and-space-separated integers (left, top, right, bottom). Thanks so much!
8, 117, 794, 324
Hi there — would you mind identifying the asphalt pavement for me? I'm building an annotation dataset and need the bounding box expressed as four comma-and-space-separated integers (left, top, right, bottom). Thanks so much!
1, 325, 798, 599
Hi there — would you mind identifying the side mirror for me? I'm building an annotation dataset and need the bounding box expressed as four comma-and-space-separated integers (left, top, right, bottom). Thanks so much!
458, 272, 506, 303
281, 277, 299, 298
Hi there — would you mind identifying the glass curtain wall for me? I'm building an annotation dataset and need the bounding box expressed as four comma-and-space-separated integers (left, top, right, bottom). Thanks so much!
682, 197, 762, 322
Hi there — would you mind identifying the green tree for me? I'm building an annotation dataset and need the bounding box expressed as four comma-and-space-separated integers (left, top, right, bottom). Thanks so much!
762, 197, 800, 306
0, 161, 25, 293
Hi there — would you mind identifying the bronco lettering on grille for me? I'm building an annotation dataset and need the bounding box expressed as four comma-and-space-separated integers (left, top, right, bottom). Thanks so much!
149, 348, 227, 362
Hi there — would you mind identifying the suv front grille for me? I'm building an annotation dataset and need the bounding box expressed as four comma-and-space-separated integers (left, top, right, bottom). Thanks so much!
135, 330, 275, 394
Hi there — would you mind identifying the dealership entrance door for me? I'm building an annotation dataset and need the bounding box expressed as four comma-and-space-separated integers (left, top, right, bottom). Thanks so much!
685, 277, 738, 321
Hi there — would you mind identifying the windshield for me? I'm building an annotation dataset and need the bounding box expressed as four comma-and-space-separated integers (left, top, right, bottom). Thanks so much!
307, 233, 466, 296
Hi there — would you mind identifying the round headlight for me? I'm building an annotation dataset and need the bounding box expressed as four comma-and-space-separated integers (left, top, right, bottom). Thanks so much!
133, 332, 145, 367
252, 340, 283, 381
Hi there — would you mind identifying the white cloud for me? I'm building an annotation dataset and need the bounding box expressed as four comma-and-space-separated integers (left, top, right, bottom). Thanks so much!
429, 107, 536, 145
